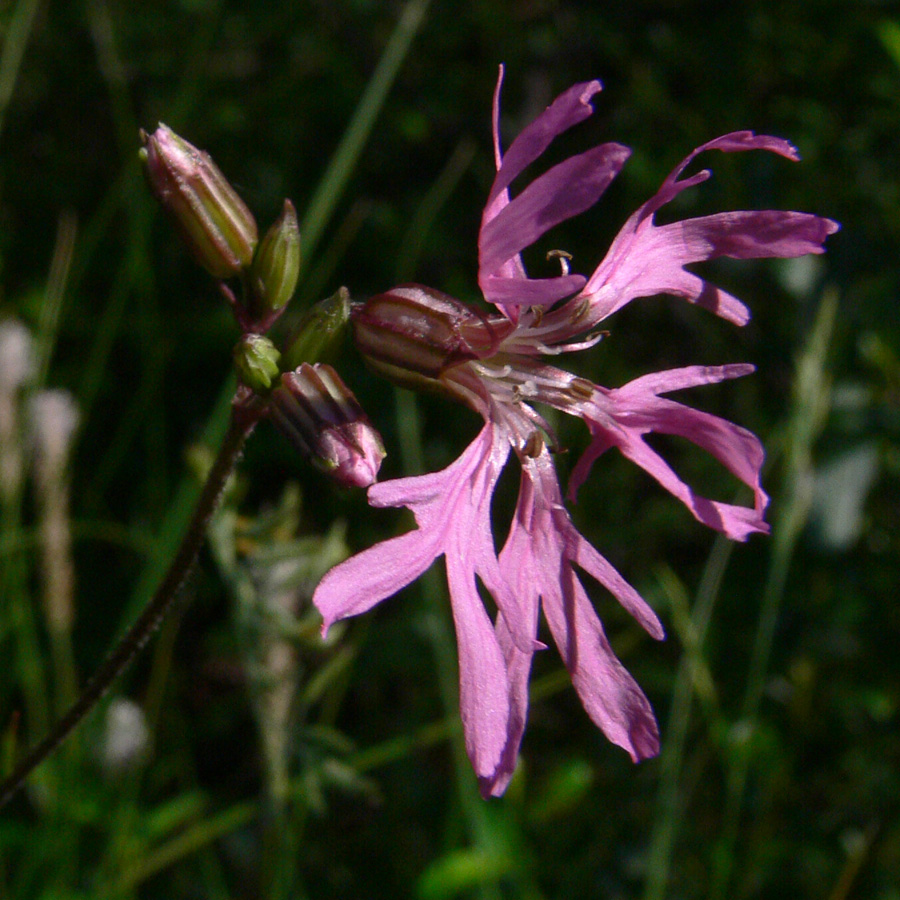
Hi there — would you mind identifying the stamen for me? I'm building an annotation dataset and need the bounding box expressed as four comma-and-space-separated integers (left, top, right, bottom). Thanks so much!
473, 361, 512, 379
522, 432, 544, 458
513, 378, 539, 400
529, 340, 566, 356
568, 377, 595, 400
569, 296, 591, 323
546, 249, 573, 277
544, 330, 609, 355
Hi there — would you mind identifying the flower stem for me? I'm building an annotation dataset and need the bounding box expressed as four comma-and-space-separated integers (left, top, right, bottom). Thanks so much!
0, 396, 261, 809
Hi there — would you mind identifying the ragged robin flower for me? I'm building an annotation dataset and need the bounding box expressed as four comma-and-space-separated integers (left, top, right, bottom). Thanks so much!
314, 68, 839, 796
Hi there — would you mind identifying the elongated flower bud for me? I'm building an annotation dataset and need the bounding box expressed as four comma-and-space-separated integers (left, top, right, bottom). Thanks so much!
282, 287, 350, 370
270, 363, 385, 488
250, 200, 301, 317
234, 334, 282, 393
140, 124, 258, 280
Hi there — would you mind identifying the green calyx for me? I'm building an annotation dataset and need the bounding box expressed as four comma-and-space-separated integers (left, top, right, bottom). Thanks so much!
249, 200, 301, 317
281, 287, 351, 370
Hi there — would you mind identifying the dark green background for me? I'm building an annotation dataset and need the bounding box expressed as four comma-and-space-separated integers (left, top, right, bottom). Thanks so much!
1, 1, 897, 897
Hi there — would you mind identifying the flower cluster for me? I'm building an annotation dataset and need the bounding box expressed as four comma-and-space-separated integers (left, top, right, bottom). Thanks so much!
141, 127, 386, 487
314, 70, 838, 796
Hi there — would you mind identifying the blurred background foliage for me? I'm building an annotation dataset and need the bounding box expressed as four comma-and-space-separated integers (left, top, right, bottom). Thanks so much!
0, 0, 898, 897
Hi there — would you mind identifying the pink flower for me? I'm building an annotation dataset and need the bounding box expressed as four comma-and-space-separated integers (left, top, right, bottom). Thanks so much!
314, 69, 839, 796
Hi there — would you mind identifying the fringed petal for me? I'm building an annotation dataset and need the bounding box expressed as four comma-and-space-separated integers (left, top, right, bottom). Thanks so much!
580, 133, 840, 326
571, 368, 769, 541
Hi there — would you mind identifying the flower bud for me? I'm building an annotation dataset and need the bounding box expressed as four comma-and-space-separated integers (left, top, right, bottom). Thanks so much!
281, 287, 351, 371
270, 363, 385, 488
249, 200, 301, 316
351, 285, 503, 390
140, 124, 258, 280
234, 334, 282, 393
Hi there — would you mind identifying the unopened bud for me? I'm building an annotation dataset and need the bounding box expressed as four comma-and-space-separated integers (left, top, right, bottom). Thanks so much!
270, 363, 385, 488
234, 334, 282, 393
250, 200, 300, 316
140, 124, 258, 279
352, 285, 501, 389
282, 287, 351, 370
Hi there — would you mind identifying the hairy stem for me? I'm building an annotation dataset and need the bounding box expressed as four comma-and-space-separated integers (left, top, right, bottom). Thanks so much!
0, 396, 261, 809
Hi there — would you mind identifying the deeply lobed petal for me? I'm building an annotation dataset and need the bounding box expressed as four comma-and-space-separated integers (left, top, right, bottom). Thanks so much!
314, 529, 442, 631
478, 610, 535, 797
446, 545, 512, 777
580, 133, 840, 327
480, 450, 661, 795
314, 423, 532, 779
521, 451, 663, 640
481, 471, 544, 797
485, 69, 603, 218
541, 563, 660, 762
479, 143, 628, 309
480, 272, 587, 309
571, 366, 769, 541
637, 131, 801, 223
480, 68, 610, 318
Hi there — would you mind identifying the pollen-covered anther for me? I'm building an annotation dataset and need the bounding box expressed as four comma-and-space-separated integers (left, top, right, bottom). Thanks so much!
568, 376, 595, 401
570, 296, 592, 324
